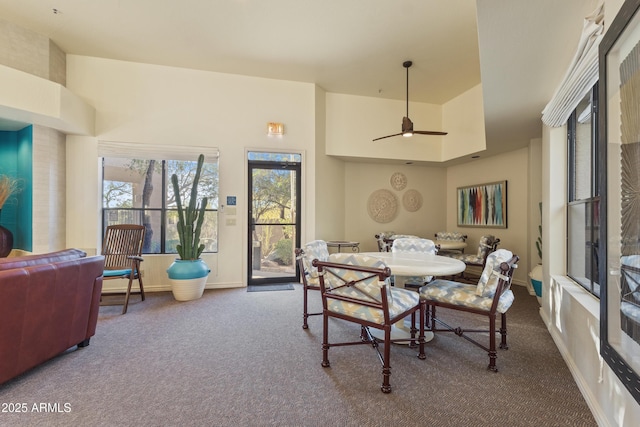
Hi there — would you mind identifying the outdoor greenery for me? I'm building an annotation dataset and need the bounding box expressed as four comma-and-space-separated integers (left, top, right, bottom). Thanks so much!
251, 167, 295, 264
102, 156, 218, 254
171, 154, 208, 260
536, 202, 542, 260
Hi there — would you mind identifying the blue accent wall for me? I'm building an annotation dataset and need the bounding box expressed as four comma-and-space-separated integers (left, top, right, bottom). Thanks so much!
0, 126, 33, 251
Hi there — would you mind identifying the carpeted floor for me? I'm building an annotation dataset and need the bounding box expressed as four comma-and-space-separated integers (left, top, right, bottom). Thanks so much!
0, 285, 596, 426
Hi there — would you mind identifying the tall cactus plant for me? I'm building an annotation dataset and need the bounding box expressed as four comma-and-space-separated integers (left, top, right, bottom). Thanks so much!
171, 154, 208, 260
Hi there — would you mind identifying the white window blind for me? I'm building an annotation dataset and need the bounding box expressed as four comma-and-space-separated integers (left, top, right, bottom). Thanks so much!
541, 1, 604, 128
97, 140, 219, 163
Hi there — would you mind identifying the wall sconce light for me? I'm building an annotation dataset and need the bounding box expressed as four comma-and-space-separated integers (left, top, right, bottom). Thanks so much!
267, 122, 284, 136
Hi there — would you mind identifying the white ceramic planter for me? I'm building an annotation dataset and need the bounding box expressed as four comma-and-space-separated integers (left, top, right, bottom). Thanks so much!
170, 276, 207, 301
529, 264, 543, 304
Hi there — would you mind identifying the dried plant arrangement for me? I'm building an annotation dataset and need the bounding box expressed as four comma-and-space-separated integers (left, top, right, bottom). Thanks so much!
0, 175, 20, 209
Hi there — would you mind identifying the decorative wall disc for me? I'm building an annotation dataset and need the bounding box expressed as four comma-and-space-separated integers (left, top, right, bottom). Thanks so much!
367, 189, 398, 223
403, 189, 423, 212
390, 172, 407, 191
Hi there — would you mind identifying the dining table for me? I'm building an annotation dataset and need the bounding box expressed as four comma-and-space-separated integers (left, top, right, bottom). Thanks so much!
359, 251, 466, 342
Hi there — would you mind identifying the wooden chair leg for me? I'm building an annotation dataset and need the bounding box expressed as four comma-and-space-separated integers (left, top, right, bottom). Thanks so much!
122, 277, 133, 314
138, 274, 145, 301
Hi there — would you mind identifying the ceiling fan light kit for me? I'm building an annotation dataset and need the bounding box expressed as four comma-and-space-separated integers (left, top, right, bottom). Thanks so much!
373, 60, 448, 142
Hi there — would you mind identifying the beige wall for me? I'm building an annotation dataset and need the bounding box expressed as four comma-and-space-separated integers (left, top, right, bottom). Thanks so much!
325, 83, 485, 163
313, 85, 346, 241
344, 162, 447, 253
446, 147, 530, 285
0, 19, 65, 85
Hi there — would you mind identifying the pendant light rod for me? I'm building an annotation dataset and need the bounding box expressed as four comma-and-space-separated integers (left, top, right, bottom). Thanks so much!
403, 60, 412, 117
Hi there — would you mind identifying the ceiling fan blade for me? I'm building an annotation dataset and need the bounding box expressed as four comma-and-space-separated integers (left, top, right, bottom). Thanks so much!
414, 130, 448, 136
372, 133, 403, 141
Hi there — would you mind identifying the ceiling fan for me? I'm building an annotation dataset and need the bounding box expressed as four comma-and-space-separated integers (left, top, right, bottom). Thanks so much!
373, 60, 448, 141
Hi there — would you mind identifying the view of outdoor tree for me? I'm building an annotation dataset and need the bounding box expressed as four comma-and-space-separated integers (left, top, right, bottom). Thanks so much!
102, 157, 219, 254
103, 181, 133, 208
252, 169, 294, 224
251, 168, 296, 265
166, 160, 218, 208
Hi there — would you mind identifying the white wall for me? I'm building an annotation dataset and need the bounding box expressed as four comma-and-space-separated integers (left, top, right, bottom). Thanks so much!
65, 55, 318, 290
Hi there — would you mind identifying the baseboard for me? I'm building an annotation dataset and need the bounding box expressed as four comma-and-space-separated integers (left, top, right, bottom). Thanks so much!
102, 282, 245, 293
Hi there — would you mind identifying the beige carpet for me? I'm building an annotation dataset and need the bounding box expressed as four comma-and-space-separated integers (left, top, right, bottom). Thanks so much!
0, 285, 596, 426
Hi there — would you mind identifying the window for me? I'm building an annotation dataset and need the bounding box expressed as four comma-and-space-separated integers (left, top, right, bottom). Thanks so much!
567, 84, 599, 297
101, 153, 219, 255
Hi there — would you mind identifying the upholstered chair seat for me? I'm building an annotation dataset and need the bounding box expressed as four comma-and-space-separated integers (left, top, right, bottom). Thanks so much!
419, 249, 518, 372
391, 237, 438, 286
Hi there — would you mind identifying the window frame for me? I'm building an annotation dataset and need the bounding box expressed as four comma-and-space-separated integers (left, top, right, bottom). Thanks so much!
101, 156, 219, 255
566, 83, 600, 297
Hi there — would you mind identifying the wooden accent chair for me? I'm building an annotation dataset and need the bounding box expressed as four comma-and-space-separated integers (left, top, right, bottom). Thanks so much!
419, 249, 518, 372
314, 253, 425, 393
101, 224, 145, 314
295, 240, 329, 329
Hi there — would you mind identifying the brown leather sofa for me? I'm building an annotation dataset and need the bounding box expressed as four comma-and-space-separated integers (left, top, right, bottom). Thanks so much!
0, 249, 105, 384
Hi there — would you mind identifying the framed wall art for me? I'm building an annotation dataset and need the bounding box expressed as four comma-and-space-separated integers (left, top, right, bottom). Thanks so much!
456, 181, 507, 228
599, 0, 640, 404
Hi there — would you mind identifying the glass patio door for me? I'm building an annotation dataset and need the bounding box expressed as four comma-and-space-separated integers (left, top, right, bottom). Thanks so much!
247, 153, 301, 286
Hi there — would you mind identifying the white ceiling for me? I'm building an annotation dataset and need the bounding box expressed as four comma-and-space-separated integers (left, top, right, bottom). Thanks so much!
0, 0, 602, 161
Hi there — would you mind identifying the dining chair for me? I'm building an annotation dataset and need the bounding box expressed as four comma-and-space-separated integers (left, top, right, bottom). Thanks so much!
442, 234, 500, 281
313, 252, 424, 393
391, 237, 439, 287
374, 231, 395, 252
295, 240, 329, 329
419, 249, 518, 372
100, 224, 146, 314
434, 231, 467, 253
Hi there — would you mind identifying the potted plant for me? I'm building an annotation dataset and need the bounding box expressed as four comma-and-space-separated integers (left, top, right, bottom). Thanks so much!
529, 202, 543, 302
0, 174, 20, 257
167, 154, 211, 301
